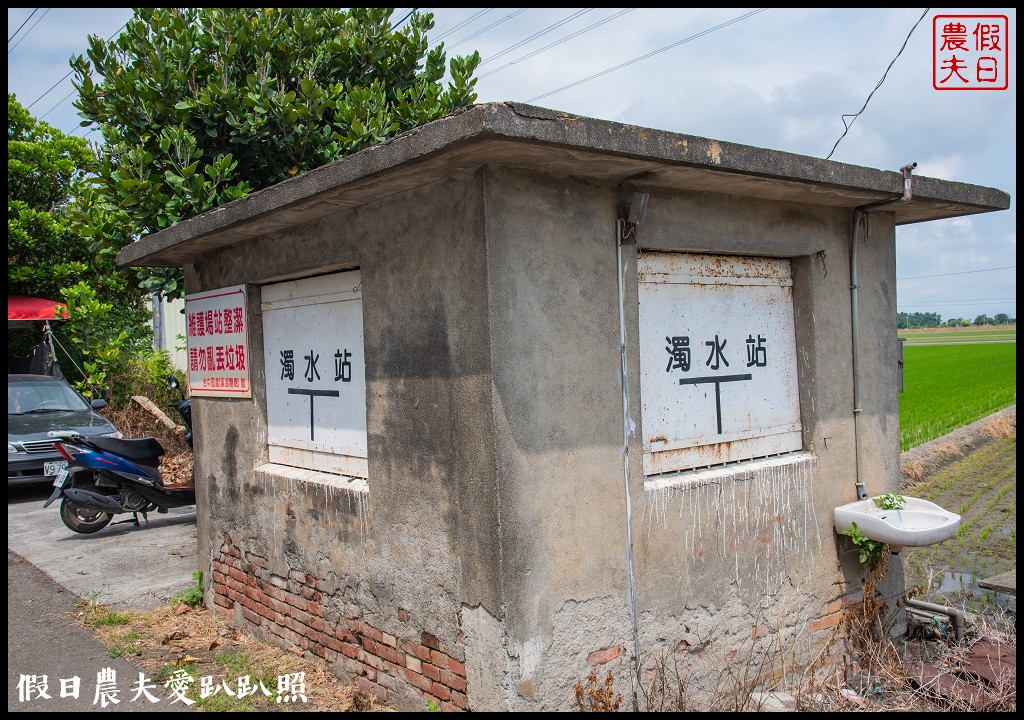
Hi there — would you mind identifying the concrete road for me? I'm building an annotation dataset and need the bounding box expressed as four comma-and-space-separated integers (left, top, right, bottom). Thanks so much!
6, 484, 198, 610
8, 549, 191, 713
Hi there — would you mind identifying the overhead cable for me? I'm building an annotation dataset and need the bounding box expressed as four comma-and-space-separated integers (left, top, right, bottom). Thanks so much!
9, 8, 50, 54
447, 8, 527, 49
526, 8, 768, 103
8, 8, 39, 44
27, 18, 129, 115
897, 265, 1015, 281
824, 8, 930, 160
432, 8, 492, 44
478, 8, 593, 67
480, 8, 634, 79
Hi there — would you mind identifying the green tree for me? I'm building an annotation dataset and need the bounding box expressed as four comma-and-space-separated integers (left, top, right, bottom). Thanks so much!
993, 313, 1009, 325
973, 314, 992, 326
71, 7, 481, 299
897, 311, 943, 329
9, 93, 96, 303
8, 94, 152, 394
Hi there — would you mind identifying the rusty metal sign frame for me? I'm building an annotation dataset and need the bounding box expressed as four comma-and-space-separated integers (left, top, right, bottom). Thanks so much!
637, 252, 803, 476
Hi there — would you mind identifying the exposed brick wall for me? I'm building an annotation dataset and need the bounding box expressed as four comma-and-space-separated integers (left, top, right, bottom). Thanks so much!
211, 537, 469, 711
809, 589, 865, 634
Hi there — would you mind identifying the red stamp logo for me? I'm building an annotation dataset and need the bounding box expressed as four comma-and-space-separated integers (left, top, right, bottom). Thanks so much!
933, 15, 1009, 90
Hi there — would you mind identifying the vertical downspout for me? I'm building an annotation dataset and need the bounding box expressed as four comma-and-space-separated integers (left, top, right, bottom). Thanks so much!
152, 294, 166, 352
849, 162, 916, 500
850, 208, 867, 499
615, 215, 642, 712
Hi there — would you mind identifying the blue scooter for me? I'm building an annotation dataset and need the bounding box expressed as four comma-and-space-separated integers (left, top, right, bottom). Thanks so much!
42, 381, 194, 534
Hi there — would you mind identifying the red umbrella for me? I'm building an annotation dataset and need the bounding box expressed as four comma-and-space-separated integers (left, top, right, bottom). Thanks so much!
8, 295, 70, 322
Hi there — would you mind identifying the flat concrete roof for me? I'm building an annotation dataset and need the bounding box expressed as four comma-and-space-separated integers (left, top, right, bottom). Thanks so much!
117, 102, 1012, 268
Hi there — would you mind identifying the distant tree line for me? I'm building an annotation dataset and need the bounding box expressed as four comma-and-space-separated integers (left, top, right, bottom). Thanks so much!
897, 312, 1015, 329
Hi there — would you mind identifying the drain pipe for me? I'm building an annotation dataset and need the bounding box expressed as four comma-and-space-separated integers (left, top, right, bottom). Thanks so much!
904, 598, 966, 643
615, 192, 648, 712
849, 162, 917, 500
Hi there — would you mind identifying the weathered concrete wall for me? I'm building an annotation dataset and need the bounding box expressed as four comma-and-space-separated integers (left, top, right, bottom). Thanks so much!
484, 167, 634, 709
118, 103, 1003, 713
628, 190, 903, 698
185, 162, 903, 712
190, 168, 501, 711
480, 176, 904, 709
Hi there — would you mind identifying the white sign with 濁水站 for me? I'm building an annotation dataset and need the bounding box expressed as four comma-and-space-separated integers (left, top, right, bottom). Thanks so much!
262, 270, 367, 478
638, 253, 802, 476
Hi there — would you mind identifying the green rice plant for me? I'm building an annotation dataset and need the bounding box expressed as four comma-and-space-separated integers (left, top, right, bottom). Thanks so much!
955, 471, 1005, 515
899, 343, 1016, 451
981, 480, 1015, 515
956, 470, 1016, 532
922, 439, 1016, 501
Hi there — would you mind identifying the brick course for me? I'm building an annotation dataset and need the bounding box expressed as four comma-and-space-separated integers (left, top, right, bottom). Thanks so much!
212, 539, 469, 710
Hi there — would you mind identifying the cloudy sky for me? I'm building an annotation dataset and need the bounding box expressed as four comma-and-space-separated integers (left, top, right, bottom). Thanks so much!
8, 7, 1016, 322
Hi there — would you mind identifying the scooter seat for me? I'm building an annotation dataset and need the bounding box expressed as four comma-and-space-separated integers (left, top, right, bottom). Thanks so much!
90, 435, 165, 463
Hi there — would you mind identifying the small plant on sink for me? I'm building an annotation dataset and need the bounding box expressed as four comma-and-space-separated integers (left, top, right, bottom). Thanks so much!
873, 492, 906, 511
842, 521, 888, 569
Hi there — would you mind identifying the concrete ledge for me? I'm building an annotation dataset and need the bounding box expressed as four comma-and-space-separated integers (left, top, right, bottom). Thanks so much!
254, 462, 369, 494
116, 102, 1011, 268
644, 451, 818, 492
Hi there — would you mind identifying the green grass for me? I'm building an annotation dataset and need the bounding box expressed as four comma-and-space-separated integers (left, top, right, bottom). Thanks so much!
107, 630, 142, 658
899, 343, 1016, 450
899, 326, 1016, 345
91, 610, 132, 627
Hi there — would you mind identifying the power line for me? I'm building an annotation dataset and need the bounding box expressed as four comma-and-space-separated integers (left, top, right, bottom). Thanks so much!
480, 9, 633, 79
26, 18, 129, 114
478, 8, 592, 67
39, 87, 76, 122
8, 8, 50, 54
391, 8, 415, 30
447, 8, 527, 50
824, 8, 929, 160
898, 265, 1015, 281
8, 8, 38, 43
26, 69, 74, 110
433, 9, 492, 44
527, 8, 768, 104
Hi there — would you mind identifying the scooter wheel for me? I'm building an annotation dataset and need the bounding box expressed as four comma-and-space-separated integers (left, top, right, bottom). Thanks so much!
59, 497, 114, 534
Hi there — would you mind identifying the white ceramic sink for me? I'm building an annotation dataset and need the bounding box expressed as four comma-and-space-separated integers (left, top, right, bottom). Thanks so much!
833, 495, 961, 550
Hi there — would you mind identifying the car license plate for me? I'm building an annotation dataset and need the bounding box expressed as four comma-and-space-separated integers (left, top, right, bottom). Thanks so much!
46, 460, 68, 479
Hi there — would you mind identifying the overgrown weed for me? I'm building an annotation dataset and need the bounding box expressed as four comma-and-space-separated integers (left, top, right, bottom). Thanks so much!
575, 672, 622, 712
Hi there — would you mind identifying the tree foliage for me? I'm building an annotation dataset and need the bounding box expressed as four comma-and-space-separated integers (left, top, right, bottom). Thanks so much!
71, 7, 481, 299
9, 94, 98, 302
8, 93, 152, 394
896, 311, 943, 329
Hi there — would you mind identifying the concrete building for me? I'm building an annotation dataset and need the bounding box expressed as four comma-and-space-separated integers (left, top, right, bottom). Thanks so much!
118, 102, 1010, 711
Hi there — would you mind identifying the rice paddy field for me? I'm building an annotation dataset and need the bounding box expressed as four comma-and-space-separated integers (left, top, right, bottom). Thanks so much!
901, 424, 1016, 618
898, 338, 1016, 451
897, 325, 1016, 621
898, 325, 1017, 346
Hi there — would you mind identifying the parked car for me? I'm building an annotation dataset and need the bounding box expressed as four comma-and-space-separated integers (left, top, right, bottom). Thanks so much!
8, 374, 123, 487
